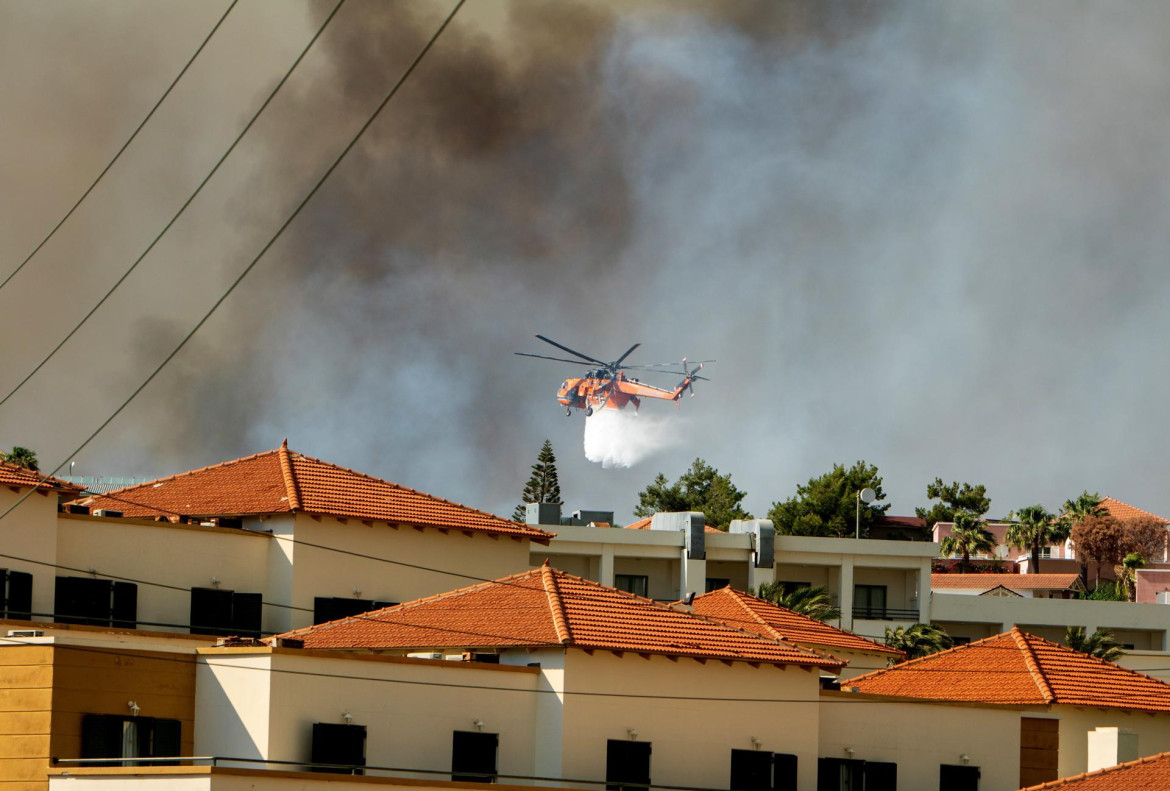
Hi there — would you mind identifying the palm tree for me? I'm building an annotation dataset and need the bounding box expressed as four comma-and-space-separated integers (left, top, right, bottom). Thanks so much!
1005, 504, 1066, 574
1065, 626, 1124, 662
939, 511, 996, 573
756, 583, 841, 623
0, 446, 38, 471
1061, 491, 1105, 587
884, 623, 954, 660
1119, 552, 1145, 602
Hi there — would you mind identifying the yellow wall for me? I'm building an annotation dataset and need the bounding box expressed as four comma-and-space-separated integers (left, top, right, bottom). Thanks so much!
819, 695, 1023, 790
1056, 708, 1170, 778
560, 650, 822, 791
0, 645, 52, 791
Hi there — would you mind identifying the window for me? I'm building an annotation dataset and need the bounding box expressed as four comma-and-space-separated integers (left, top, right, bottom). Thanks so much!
853, 585, 887, 620
607, 739, 651, 791
189, 588, 262, 637
817, 757, 864, 791
452, 730, 498, 783
312, 597, 396, 625
613, 575, 649, 598
81, 714, 180, 767
705, 578, 731, 593
730, 749, 797, 791
864, 762, 897, 791
55, 577, 136, 628
939, 764, 979, 791
0, 569, 32, 619
311, 722, 365, 774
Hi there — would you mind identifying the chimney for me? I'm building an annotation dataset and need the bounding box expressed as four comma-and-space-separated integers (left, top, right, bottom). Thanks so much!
525, 502, 562, 526
1087, 727, 1138, 773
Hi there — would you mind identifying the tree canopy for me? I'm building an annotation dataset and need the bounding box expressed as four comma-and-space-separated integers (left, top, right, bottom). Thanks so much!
884, 623, 954, 660
915, 478, 991, 533
768, 461, 888, 538
512, 439, 562, 521
939, 511, 996, 573
1065, 626, 1124, 662
756, 583, 840, 623
633, 458, 749, 531
1005, 504, 1067, 574
0, 446, 38, 471
1070, 514, 1127, 586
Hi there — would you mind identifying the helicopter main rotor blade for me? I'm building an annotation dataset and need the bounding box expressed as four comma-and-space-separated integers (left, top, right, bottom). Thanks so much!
626, 359, 717, 368
612, 342, 642, 367
515, 352, 594, 366
535, 335, 607, 366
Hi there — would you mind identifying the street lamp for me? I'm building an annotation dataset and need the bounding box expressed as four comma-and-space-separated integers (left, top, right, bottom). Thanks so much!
856, 487, 876, 539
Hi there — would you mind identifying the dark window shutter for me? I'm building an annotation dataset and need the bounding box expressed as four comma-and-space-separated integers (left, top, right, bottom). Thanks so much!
452, 730, 498, 782
231, 592, 263, 638
773, 753, 798, 791
81, 714, 124, 763
57, 576, 108, 625
151, 718, 181, 765
730, 748, 772, 791
818, 758, 864, 791
111, 582, 137, 628
606, 739, 652, 791
940, 764, 980, 791
313, 597, 377, 625
190, 588, 233, 636
372, 601, 397, 611
865, 761, 897, 791
5, 570, 32, 619
311, 723, 366, 774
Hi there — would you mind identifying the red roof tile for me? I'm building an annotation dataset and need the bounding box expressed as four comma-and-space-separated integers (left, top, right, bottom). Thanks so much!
848, 627, 1170, 713
0, 462, 82, 493
690, 587, 903, 657
931, 574, 1083, 591
278, 565, 844, 669
625, 516, 722, 533
69, 442, 550, 541
1099, 496, 1168, 524
1020, 750, 1170, 790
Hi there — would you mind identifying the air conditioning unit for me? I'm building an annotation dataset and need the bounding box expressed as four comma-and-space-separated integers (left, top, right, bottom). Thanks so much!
7, 630, 44, 638
91, 509, 123, 518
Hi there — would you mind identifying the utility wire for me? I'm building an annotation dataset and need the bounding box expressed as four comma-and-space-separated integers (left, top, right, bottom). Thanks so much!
0, 0, 346, 412
0, 0, 239, 292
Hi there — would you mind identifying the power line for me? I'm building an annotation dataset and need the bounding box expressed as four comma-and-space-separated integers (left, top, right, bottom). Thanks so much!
0, 0, 239, 293
0, 0, 346, 412
0, 0, 465, 513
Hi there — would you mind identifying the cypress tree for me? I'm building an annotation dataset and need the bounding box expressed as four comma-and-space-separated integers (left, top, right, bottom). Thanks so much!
512, 439, 562, 521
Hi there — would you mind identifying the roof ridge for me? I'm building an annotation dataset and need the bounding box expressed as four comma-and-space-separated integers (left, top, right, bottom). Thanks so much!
90, 448, 281, 497
1013, 627, 1056, 704
723, 588, 796, 643
0, 461, 82, 491
718, 588, 902, 655
846, 629, 1016, 685
277, 440, 302, 511
1101, 494, 1167, 523
541, 562, 572, 644
285, 448, 544, 533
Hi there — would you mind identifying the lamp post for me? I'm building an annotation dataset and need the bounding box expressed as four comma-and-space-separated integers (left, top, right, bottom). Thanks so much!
856, 487, 876, 539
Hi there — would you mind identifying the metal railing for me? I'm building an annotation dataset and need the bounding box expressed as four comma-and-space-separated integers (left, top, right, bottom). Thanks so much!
851, 607, 919, 621
51, 755, 729, 791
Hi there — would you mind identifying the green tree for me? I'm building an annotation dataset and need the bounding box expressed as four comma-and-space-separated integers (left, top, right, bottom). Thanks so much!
0, 446, 38, 471
1119, 552, 1146, 602
768, 461, 888, 538
939, 511, 996, 573
756, 583, 841, 623
512, 439, 563, 521
634, 458, 749, 530
1005, 504, 1068, 574
883, 623, 954, 660
1065, 626, 1124, 662
915, 478, 991, 536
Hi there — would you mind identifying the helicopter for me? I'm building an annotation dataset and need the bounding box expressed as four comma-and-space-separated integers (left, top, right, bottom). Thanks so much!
515, 335, 712, 417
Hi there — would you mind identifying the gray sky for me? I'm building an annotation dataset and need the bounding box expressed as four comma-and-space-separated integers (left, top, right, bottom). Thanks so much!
2, 0, 1169, 525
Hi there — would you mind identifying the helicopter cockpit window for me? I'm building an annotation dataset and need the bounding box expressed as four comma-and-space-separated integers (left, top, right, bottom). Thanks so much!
560, 380, 568, 390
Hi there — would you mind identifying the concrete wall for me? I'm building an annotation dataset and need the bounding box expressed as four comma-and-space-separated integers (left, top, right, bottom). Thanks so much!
818, 695, 1024, 791
1056, 708, 1170, 778
49, 767, 562, 791
0, 488, 60, 622
560, 650, 822, 791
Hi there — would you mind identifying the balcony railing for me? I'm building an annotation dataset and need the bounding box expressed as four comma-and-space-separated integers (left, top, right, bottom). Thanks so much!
852, 606, 919, 621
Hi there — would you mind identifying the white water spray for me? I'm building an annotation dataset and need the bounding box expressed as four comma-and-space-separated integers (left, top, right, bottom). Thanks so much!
583, 408, 685, 468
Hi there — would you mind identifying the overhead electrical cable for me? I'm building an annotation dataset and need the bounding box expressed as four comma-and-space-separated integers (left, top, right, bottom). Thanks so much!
0, 0, 239, 292
0, 0, 346, 412
0, 0, 467, 524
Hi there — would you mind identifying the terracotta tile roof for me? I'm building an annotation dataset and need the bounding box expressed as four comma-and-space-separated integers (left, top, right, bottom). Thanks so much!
848, 627, 1170, 713
277, 564, 844, 669
1099, 496, 1168, 524
625, 516, 722, 533
68, 442, 550, 541
690, 587, 903, 657
1020, 750, 1170, 790
0, 462, 83, 493
931, 573, 1083, 591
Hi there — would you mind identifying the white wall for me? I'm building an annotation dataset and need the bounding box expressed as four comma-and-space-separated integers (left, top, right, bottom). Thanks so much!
0, 487, 60, 620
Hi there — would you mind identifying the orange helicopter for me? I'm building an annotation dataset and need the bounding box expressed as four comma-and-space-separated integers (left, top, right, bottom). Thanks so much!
515, 335, 712, 417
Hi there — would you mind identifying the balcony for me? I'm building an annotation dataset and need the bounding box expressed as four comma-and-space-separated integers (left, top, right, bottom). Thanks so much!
852, 606, 919, 621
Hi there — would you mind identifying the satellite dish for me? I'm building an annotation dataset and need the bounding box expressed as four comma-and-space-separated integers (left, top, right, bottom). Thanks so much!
995, 545, 1009, 559
859, 487, 877, 504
